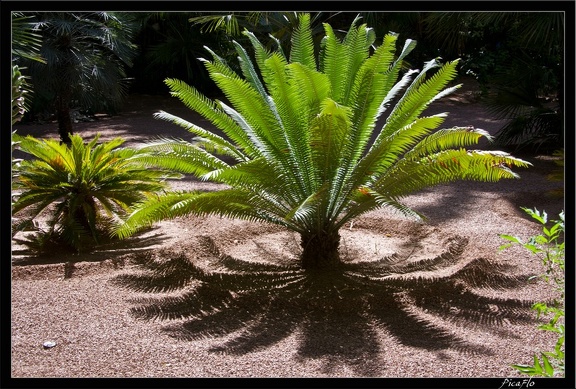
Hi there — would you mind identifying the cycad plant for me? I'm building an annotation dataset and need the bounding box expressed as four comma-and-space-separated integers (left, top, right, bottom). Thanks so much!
118, 14, 530, 270
12, 134, 178, 253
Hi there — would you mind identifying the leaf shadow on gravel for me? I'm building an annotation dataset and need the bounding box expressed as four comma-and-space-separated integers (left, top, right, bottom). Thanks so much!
12, 231, 170, 266
112, 231, 538, 377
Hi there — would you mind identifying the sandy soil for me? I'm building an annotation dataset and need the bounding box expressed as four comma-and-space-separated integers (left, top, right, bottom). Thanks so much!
10, 78, 566, 380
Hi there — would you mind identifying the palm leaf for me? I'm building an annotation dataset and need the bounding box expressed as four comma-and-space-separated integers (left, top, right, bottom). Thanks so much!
133, 138, 228, 177
319, 22, 348, 102
376, 150, 531, 197
153, 110, 245, 161
381, 58, 460, 138
163, 78, 254, 159
209, 72, 286, 156
289, 13, 316, 70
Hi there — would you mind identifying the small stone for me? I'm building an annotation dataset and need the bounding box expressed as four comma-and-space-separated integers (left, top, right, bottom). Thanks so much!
43, 341, 56, 349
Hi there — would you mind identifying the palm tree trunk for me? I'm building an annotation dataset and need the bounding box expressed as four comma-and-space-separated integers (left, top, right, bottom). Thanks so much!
56, 93, 73, 145
300, 231, 341, 270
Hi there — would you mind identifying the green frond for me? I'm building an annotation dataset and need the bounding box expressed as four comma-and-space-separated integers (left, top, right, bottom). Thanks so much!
116, 191, 201, 239
344, 113, 448, 208
309, 98, 352, 181
163, 78, 255, 157
134, 138, 229, 176
118, 189, 297, 240
289, 13, 316, 70
319, 23, 348, 102
209, 72, 285, 154
260, 54, 315, 197
404, 126, 492, 159
375, 149, 532, 198
347, 33, 399, 161
216, 100, 274, 160
14, 135, 73, 172
240, 30, 272, 77
202, 158, 283, 191
374, 41, 418, 121
283, 63, 333, 193
376, 69, 419, 122
12, 189, 65, 216
233, 40, 269, 100
153, 110, 246, 161
382, 58, 460, 137
200, 158, 299, 212
95, 134, 125, 153
286, 62, 331, 123
199, 48, 240, 79
341, 20, 374, 105
378, 114, 449, 163
231, 39, 289, 152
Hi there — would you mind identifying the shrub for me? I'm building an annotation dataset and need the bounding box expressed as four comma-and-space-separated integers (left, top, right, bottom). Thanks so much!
500, 207, 565, 377
12, 133, 179, 253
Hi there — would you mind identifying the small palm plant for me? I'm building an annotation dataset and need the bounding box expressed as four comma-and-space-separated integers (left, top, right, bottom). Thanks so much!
19, 12, 137, 144
12, 133, 178, 253
118, 14, 530, 270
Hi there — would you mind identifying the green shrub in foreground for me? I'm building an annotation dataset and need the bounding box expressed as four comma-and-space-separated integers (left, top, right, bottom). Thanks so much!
501, 207, 565, 377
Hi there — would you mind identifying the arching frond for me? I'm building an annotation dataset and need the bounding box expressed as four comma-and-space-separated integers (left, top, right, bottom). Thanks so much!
242, 30, 272, 70
319, 23, 348, 102
289, 13, 316, 70
132, 138, 229, 176
404, 126, 492, 159
153, 110, 246, 161
375, 150, 532, 197
163, 78, 255, 158
381, 58, 460, 138
209, 72, 286, 156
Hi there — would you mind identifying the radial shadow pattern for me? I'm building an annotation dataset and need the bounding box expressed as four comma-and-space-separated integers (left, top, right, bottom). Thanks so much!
112, 230, 538, 376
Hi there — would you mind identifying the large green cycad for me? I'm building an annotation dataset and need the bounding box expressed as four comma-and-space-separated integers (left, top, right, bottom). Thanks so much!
119, 14, 530, 270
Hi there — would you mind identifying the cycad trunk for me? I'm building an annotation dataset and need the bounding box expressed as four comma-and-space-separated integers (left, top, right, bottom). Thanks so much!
300, 231, 341, 270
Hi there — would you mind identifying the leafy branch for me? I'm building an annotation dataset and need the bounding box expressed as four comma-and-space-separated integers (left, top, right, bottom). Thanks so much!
500, 207, 565, 377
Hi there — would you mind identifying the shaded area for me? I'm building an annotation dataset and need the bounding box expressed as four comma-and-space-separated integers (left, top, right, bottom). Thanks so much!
11, 228, 170, 267
112, 233, 537, 377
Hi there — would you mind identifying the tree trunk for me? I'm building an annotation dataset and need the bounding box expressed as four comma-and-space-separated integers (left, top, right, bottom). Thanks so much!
56, 94, 73, 145
300, 231, 341, 271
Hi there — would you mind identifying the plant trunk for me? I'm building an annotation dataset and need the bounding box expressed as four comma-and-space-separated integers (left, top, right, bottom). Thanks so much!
56, 94, 73, 145
300, 231, 341, 271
